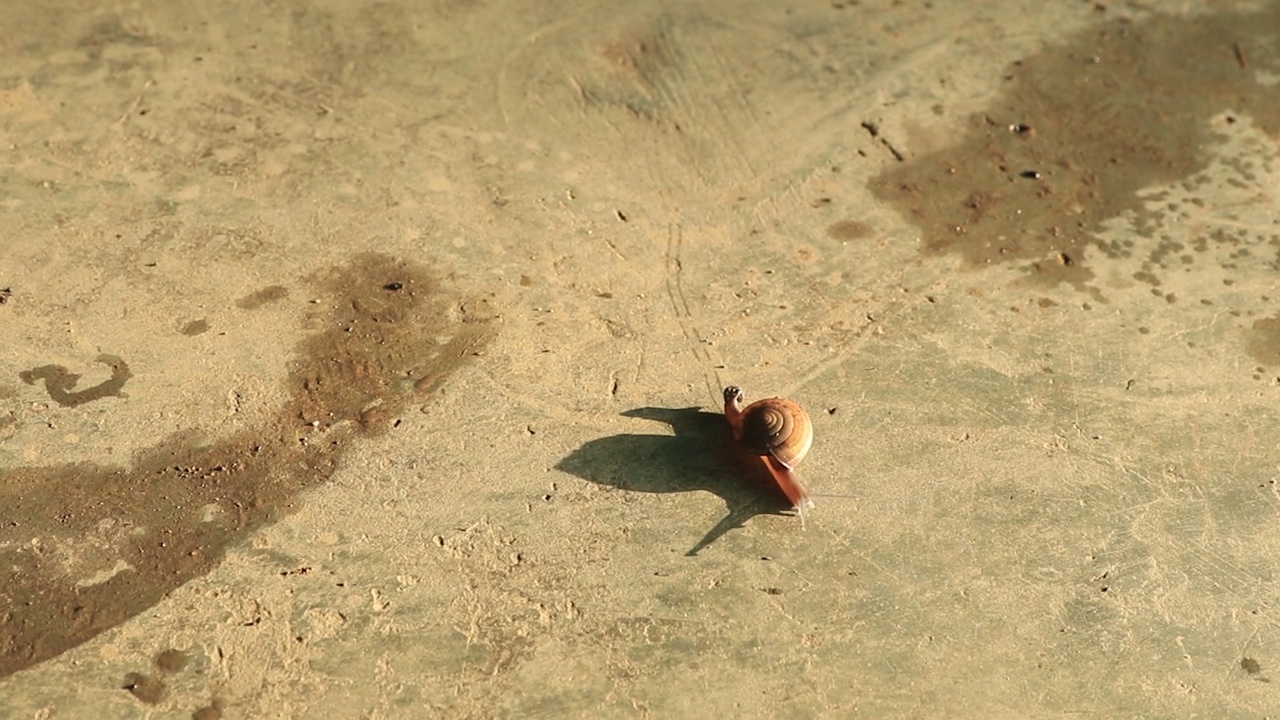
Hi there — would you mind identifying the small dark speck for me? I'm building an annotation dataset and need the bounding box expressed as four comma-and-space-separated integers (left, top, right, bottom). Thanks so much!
144, 262, 158, 267
761, 587, 784, 595
1058, 252, 1074, 266
615, 209, 628, 222
1010, 123, 1034, 135
0, 288, 11, 304
383, 282, 404, 291
1241, 657, 1261, 675
1020, 170, 1041, 179
827, 407, 838, 415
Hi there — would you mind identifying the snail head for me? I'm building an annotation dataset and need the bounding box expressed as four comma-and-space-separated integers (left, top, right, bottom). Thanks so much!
723, 386, 743, 406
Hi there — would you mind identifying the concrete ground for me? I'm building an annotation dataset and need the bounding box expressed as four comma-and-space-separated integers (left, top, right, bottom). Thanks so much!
2, 0, 1279, 717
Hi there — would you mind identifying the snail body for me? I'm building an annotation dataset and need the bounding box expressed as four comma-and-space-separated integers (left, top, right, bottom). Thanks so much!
723, 386, 815, 524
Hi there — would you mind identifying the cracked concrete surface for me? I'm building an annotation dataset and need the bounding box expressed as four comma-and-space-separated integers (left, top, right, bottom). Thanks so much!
2, 0, 1279, 717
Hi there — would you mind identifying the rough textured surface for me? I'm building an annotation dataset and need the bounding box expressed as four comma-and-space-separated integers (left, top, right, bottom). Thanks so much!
1, 0, 1279, 717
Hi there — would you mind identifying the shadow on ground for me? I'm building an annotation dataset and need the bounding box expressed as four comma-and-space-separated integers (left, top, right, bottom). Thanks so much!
556, 407, 793, 555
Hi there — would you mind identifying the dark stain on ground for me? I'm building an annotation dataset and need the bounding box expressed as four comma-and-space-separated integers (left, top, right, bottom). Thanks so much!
1241, 656, 1269, 682
122, 670, 165, 704
193, 701, 223, 720
181, 319, 210, 336
234, 284, 289, 309
19, 354, 132, 408
121, 647, 189, 705
0, 253, 495, 678
1245, 316, 1280, 366
826, 219, 873, 241
155, 647, 187, 673
869, 7, 1280, 290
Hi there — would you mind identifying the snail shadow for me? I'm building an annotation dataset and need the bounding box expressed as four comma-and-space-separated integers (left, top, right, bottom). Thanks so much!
555, 407, 792, 556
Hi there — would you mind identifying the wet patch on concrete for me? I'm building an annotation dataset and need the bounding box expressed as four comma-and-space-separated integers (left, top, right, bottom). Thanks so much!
0, 253, 495, 677
870, 7, 1280, 290
19, 354, 132, 408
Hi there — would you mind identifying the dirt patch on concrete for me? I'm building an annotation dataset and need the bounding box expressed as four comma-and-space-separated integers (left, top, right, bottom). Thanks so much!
871, 7, 1280, 291
0, 253, 495, 677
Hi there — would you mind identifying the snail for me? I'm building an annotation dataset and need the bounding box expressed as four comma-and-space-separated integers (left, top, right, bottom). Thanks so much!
723, 386, 815, 525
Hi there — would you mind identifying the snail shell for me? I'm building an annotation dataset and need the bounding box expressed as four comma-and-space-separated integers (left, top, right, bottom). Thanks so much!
722, 386, 813, 468
723, 386, 815, 521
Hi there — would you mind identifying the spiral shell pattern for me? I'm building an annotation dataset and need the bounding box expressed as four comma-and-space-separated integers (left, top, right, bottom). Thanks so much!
738, 397, 812, 468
